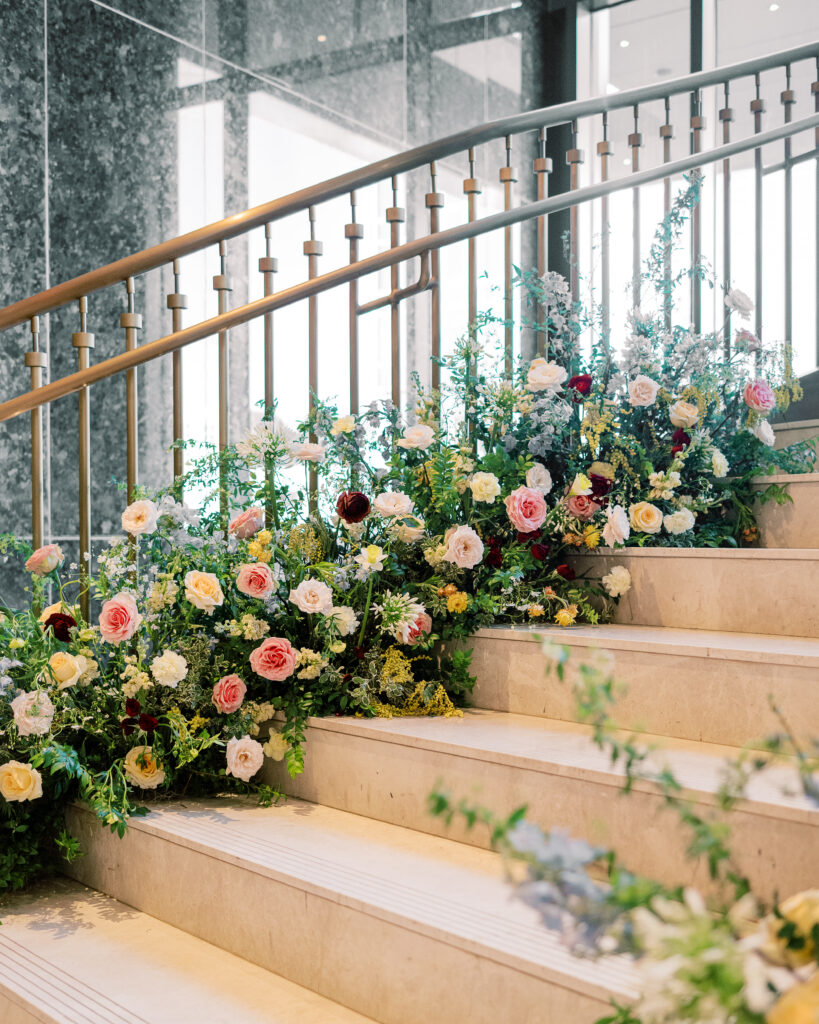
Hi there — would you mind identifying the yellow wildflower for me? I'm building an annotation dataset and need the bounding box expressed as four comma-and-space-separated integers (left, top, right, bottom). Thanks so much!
9, 638, 24, 650
583, 525, 601, 549
766, 973, 819, 1024
257, 529, 272, 546
528, 604, 545, 618
447, 592, 468, 614
189, 714, 206, 732
554, 604, 578, 627
256, 549, 272, 563
247, 540, 262, 558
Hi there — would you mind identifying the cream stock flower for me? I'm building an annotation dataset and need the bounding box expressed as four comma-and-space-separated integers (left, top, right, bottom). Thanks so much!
263, 731, 288, 761
184, 570, 224, 615
629, 501, 663, 534
124, 746, 165, 789
150, 650, 188, 688
468, 472, 501, 504
668, 400, 699, 428
121, 499, 159, 536
710, 448, 729, 478
373, 491, 414, 518
526, 358, 568, 393
396, 424, 435, 450
328, 605, 359, 636
289, 578, 333, 615
0, 761, 43, 802
628, 374, 660, 407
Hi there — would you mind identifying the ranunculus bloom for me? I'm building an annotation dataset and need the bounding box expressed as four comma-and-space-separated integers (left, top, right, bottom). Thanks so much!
289, 578, 333, 615
121, 499, 159, 536
442, 525, 484, 569
568, 374, 592, 401
744, 378, 776, 414
43, 612, 77, 643
225, 735, 265, 782
672, 428, 691, 448
669, 400, 699, 428
505, 486, 548, 533
566, 494, 601, 521
396, 423, 436, 450
184, 570, 224, 615
10, 690, 55, 736
124, 746, 165, 790
336, 491, 370, 524
212, 674, 247, 713
0, 761, 43, 802
602, 505, 630, 547
516, 529, 541, 544
526, 358, 568, 393
373, 491, 414, 518
486, 548, 503, 569
99, 592, 142, 644
236, 562, 275, 600
629, 501, 663, 534
627, 374, 660, 407
250, 636, 297, 681
24, 544, 64, 576
229, 506, 265, 539
588, 475, 613, 499
556, 563, 576, 580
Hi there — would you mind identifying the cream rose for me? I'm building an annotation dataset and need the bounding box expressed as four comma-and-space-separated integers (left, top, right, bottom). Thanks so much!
725, 287, 754, 318
289, 578, 333, 615
10, 690, 55, 736
124, 746, 166, 789
121, 499, 159, 536
602, 505, 630, 547
442, 525, 484, 569
225, 735, 264, 782
469, 472, 501, 504
396, 424, 435, 450
46, 651, 87, 690
629, 501, 663, 534
373, 491, 414, 518
526, 463, 553, 495
663, 507, 696, 535
669, 400, 699, 428
628, 374, 660, 407
24, 543, 64, 576
0, 761, 43, 802
330, 414, 356, 435
150, 650, 188, 688
184, 571, 224, 615
526, 358, 568, 393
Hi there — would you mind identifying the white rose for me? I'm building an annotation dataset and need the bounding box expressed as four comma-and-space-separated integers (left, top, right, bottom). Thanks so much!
669, 400, 699, 428
226, 735, 264, 782
124, 746, 166, 789
289, 578, 333, 615
395, 517, 425, 543
442, 525, 484, 569
0, 761, 43, 802
10, 690, 55, 736
750, 419, 776, 447
396, 424, 435, 450
526, 358, 568, 393
328, 605, 359, 636
373, 491, 414, 518
711, 449, 729, 478
628, 375, 661, 407
330, 415, 356, 436
725, 288, 754, 319
468, 472, 501, 504
290, 442, 326, 463
526, 463, 553, 495
664, 507, 696, 534
602, 505, 630, 547
122, 499, 159, 536
629, 501, 663, 534
602, 565, 632, 597
150, 650, 188, 688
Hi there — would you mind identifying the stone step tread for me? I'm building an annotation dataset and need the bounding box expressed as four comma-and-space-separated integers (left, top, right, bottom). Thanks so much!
0, 878, 373, 1024
99, 797, 638, 1003
577, 546, 818, 559
301, 711, 817, 824
475, 623, 819, 666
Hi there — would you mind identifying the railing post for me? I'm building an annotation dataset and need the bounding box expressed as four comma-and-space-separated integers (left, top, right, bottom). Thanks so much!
25, 317, 46, 559
500, 136, 517, 377
751, 73, 766, 345
720, 83, 734, 359
213, 241, 232, 522
629, 106, 644, 309
304, 207, 322, 512
425, 164, 444, 394
121, 277, 142, 504
167, 259, 187, 485
259, 224, 278, 419
597, 114, 613, 353
386, 178, 405, 410
661, 98, 674, 331
345, 194, 363, 415
72, 297, 94, 623
566, 120, 584, 308
464, 148, 481, 337
781, 65, 796, 375
534, 127, 552, 356
690, 89, 705, 334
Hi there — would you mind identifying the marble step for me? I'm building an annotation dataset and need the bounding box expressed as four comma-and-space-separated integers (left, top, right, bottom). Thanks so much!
0, 877, 373, 1024
569, 548, 819, 637
774, 417, 819, 454
261, 710, 818, 903
64, 798, 638, 1024
752, 472, 819, 548
463, 623, 819, 748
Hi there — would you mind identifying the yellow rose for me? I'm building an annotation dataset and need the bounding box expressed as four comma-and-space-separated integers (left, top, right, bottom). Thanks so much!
468, 472, 501, 504
446, 592, 468, 614
0, 761, 43, 802
183, 570, 224, 615
123, 746, 166, 790
46, 651, 86, 690
629, 501, 663, 534
766, 973, 819, 1024
763, 890, 819, 967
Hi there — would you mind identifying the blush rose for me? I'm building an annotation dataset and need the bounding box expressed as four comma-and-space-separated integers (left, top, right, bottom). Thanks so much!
212, 674, 247, 713
504, 486, 548, 533
250, 636, 297, 681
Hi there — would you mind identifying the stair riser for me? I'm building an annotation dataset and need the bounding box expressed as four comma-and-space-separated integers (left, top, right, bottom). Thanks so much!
63, 807, 615, 1024
0, 996, 38, 1024
753, 475, 819, 548
262, 725, 816, 903
462, 635, 819, 748
569, 550, 818, 637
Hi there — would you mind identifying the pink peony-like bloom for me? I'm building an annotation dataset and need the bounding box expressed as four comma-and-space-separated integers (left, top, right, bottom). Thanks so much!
504, 486, 548, 533
24, 544, 64, 576
743, 378, 776, 414
406, 612, 433, 646
442, 525, 484, 569
236, 562, 275, 600
566, 494, 601, 521
212, 674, 247, 714
229, 506, 265, 539
250, 636, 297, 681
98, 592, 142, 645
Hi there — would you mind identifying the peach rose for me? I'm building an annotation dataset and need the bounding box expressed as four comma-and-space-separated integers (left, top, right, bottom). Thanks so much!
744, 378, 776, 414
526, 358, 568, 393
184, 570, 224, 615
629, 501, 663, 534
124, 746, 165, 789
250, 636, 297, 681
236, 562, 275, 600
99, 592, 142, 645
668, 400, 699, 428
566, 494, 600, 521
229, 506, 265, 539
212, 674, 247, 713
0, 761, 43, 802
289, 578, 333, 615
121, 499, 159, 536
396, 424, 435, 450
442, 525, 484, 569
225, 735, 264, 782
504, 486, 548, 533
627, 374, 660, 407
25, 544, 64, 576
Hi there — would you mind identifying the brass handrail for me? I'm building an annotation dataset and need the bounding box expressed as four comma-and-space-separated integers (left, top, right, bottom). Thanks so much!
2, 110, 816, 425
0, 40, 816, 332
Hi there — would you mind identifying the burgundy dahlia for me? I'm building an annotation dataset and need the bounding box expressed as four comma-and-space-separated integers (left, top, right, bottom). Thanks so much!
486, 548, 503, 569
568, 374, 593, 401
556, 563, 576, 581
125, 698, 141, 717
43, 612, 77, 643
516, 528, 542, 545
336, 490, 370, 524
672, 428, 691, 447
589, 473, 613, 499
530, 543, 550, 562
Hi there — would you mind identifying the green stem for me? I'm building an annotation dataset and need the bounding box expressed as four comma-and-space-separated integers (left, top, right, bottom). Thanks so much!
357, 573, 375, 647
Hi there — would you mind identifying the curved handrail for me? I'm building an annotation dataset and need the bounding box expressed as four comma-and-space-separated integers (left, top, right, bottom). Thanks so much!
2, 109, 816, 425
0, 40, 816, 332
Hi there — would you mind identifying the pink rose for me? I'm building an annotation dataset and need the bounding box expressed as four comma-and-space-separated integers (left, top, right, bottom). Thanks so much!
25, 544, 64, 576
442, 525, 484, 569
566, 494, 601, 521
504, 486, 548, 533
212, 674, 247, 714
407, 612, 433, 646
99, 592, 142, 645
229, 506, 265, 539
236, 562, 275, 600
250, 636, 297, 681
743, 378, 776, 414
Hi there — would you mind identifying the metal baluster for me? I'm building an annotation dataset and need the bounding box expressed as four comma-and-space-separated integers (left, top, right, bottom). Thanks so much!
500, 136, 517, 377
167, 259, 187, 484
345, 194, 363, 414
121, 277, 142, 503
25, 317, 47, 562
597, 114, 613, 351
259, 224, 278, 419
387, 177, 405, 408
464, 148, 481, 336
691, 89, 705, 334
629, 106, 644, 309
425, 163, 444, 394
304, 207, 322, 511
782, 64, 796, 374
72, 298, 94, 623
534, 127, 552, 356
720, 83, 734, 359
751, 73, 766, 344
567, 120, 584, 307
661, 98, 674, 330
213, 241, 232, 522
814, 61, 819, 367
